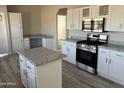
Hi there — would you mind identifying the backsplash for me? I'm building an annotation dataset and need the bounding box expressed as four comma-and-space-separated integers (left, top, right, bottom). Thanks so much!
68, 30, 124, 45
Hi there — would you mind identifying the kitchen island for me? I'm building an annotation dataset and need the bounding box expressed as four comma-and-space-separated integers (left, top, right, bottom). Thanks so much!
18, 47, 62, 88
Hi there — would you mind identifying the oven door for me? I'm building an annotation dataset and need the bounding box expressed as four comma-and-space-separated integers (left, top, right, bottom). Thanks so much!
76, 48, 97, 68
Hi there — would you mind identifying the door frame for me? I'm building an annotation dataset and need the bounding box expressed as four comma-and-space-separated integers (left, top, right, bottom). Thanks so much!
56, 14, 67, 50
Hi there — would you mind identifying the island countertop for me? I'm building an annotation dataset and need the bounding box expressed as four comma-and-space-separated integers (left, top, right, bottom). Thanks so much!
18, 47, 63, 66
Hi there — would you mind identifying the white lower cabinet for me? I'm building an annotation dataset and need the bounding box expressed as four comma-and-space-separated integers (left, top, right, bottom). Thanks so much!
19, 54, 62, 88
61, 41, 76, 65
24, 38, 30, 49
27, 72, 36, 88
97, 47, 124, 85
42, 38, 54, 50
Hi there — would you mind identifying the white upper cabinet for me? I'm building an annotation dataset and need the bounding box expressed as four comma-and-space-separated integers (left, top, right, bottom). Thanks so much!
67, 8, 81, 30
98, 5, 109, 17
91, 5, 109, 18
67, 9, 73, 30
91, 6, 99, 18
67, 5, 124, 32
81, 6, 92, 18
109, 6, 124, 32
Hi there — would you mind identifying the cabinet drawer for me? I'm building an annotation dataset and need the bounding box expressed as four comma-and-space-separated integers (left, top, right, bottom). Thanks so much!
111, 50, 124, 59
26, 61, 36, 74
98, 48, 109, 54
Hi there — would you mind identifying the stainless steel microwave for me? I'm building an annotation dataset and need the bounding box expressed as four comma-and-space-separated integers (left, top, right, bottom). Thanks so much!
82, 18, 105, 32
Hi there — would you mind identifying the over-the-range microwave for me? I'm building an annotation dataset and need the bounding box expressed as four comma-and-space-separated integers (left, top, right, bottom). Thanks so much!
82, 18, 105, 32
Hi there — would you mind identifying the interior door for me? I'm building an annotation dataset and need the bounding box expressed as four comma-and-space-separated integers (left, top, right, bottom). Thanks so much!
9, 13, 23, 52
0, 15, 4, 53
0, 13, 9, 54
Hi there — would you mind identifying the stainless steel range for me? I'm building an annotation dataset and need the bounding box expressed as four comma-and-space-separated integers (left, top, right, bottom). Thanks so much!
76, 34, 108, 74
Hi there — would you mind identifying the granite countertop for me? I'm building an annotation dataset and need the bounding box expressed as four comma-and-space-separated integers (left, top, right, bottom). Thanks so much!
62, 38, 83, 43
18, 47, 64, 66
24, 34, 54, 39
99, 43, 124, 52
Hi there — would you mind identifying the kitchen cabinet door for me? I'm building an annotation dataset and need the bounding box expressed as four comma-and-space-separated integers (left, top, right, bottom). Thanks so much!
61, 41, 69, 61
27, 72, 36, 88
61, 41, 68, 55
110, 6, 124, 31
81, 6, 92, 18
19, 55, 27, 87
42, 38, 54, 50
97, 48, 109, 75
109, 51, 124, 84
67, 8, 81, 30
73, 8, 82, 30
67, 9, 73, 30
68, 42, 76, 64
98, 5, 109, 17
91, 5, 99, 18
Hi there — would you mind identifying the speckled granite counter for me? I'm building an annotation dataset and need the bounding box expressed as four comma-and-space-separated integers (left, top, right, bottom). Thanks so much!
62, 38, 83, 43
18, 47, 63, 66
99, 44, 124, 52
24, 34, 54, 39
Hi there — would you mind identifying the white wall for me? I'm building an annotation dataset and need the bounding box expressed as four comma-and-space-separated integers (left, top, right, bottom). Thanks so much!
41, 5, 84, 50
0, 5, 11, 53
7, 5, 42, 35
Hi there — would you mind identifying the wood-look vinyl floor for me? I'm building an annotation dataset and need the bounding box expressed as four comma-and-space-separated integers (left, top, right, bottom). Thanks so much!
0, 54, 123, 88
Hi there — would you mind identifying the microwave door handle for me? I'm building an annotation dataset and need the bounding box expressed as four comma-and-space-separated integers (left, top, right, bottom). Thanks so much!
82, 21, 84, 30
91, 20, 94, 31
102, 18, 105, 32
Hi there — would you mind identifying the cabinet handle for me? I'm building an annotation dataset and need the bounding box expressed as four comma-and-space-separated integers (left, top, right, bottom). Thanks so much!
116, 54, 123, 57
27, 66, 31, 69
106, 58, 107, 63
23, 70, 27, 78
100, 51, 106, 53
109, 59, 111, 64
